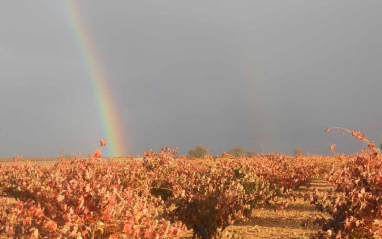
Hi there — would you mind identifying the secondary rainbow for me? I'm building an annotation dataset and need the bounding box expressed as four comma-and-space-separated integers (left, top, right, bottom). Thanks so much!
60, 1, 128, 157
240, 48, 280, 153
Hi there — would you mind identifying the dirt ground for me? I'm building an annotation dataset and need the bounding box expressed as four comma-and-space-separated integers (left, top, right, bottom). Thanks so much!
181, 179, 332, 239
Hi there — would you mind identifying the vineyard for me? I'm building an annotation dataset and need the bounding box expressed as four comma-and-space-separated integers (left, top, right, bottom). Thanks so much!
0, 130, 381, 238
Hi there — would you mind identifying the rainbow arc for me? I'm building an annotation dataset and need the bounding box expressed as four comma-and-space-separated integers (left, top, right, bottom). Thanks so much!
61, 0, 128, 157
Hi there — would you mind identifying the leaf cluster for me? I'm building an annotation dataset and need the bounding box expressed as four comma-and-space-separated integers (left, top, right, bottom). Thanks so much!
311, 151, 382, 238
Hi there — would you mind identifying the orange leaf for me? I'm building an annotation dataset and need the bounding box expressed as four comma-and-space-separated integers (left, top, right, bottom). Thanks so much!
93, 149, 102, 158
100, 138, 107, 147
123, 221, 134, 234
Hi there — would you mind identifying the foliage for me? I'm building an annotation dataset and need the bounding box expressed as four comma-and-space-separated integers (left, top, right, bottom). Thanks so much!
293, 148, 304, 157
188, 145, 209, 158
0, 143, 188, 239
164, 165, 248, 238
136, 148, 321, 238
245, 150, 255, 157
0, 143, 326, 238
312, 152, 382, 238
311, 127, 382, 238
227, 146, 245, 157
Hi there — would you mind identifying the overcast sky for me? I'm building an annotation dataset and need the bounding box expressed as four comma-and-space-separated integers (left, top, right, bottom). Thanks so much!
1, 1, 381, 157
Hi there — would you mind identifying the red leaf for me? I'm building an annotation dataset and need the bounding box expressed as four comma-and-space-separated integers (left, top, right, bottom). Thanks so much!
123, 221, 134, 234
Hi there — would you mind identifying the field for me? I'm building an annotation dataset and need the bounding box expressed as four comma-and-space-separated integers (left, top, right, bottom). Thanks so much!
1, 130, 381, 238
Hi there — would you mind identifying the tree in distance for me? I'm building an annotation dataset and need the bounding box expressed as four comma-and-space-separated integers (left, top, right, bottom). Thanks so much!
246, 150, 255, 157
293, 148, 305, 157
188, 144, 209, 158
227, 146, 245, 157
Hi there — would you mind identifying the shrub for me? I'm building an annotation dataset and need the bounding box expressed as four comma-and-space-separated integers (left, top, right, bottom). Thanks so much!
246, 150, 255, 157
227, 146, 245, 157
293, 148, 304, 157
188, 145, 209, 158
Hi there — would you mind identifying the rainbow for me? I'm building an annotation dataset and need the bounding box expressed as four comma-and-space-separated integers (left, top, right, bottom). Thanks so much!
60, 1, 128, 157
240, 48, 280, 153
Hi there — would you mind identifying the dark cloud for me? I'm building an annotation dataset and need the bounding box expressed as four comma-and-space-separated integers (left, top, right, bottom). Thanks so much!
0, 1, 381, 157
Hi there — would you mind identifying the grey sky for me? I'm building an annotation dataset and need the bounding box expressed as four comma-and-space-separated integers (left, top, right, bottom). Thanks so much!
1, 1, 381, 157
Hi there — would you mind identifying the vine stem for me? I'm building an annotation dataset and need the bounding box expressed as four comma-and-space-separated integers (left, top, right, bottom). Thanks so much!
325, 126, 380, 154
326, 127, 371, 144
254, 141, 265, 154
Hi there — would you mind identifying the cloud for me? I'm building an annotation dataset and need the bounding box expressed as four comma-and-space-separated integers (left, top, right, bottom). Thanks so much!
0, 47, 7, 60
0, 45, 9, 56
